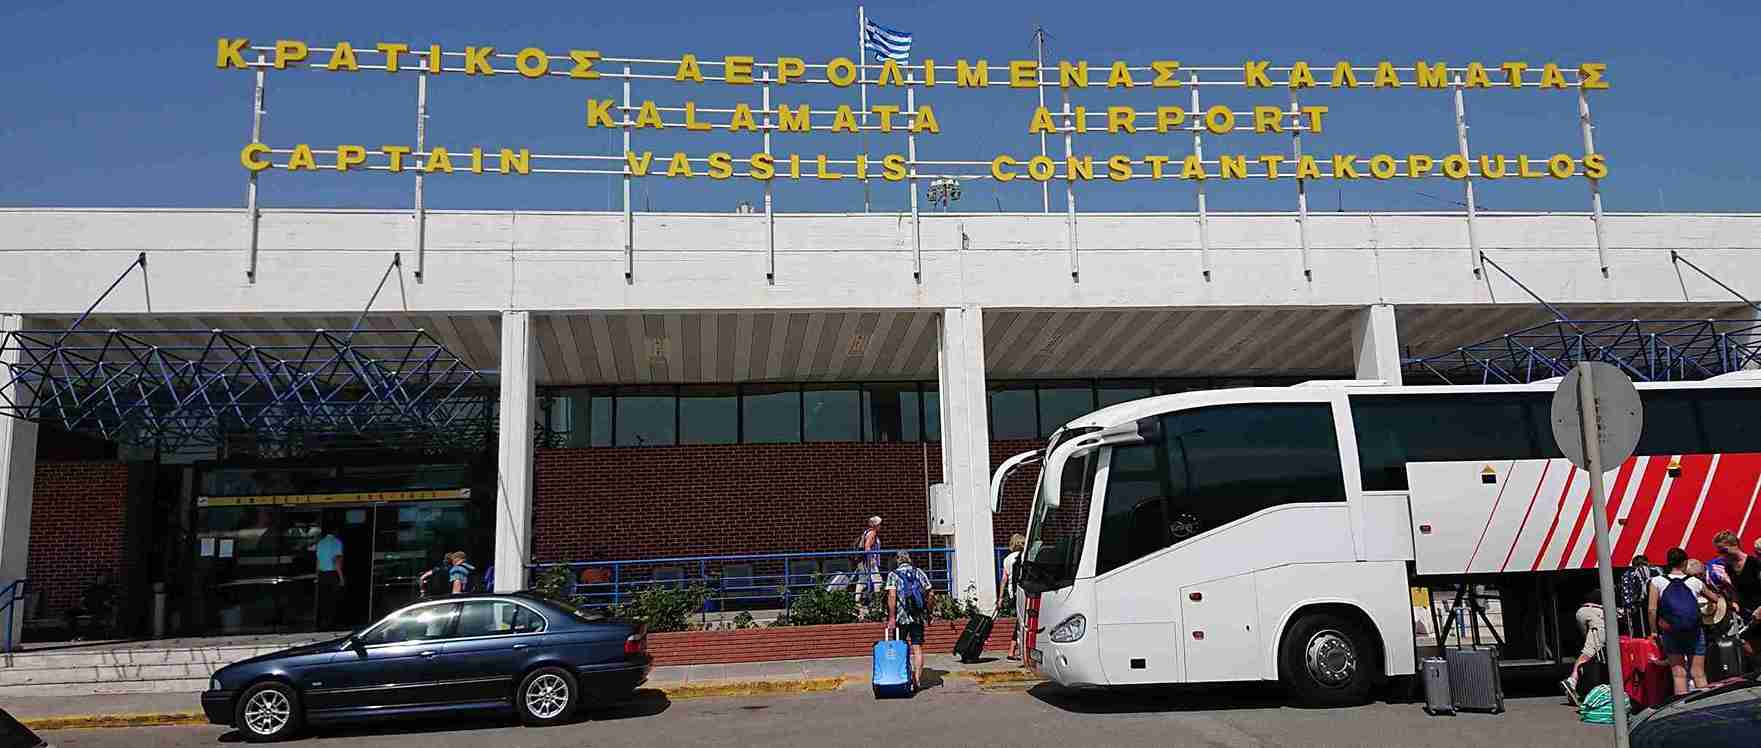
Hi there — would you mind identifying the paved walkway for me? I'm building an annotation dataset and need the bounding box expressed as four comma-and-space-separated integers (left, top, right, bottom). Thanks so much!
2, 653, 1037, 726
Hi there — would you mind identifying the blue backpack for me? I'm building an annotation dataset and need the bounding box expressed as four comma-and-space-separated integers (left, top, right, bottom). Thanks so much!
896, 567, 927, 619
1657, 576, 1699, 634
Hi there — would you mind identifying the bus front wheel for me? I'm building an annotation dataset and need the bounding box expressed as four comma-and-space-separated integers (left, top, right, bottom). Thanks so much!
1280, 611, 1378, 707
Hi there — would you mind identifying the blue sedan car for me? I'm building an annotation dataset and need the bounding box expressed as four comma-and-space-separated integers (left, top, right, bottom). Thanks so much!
201, 593, 650, 742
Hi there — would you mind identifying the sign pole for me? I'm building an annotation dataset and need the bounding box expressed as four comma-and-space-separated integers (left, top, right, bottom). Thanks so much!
1034, 27, 1050, 213
1452, 75, 1482, 279
1579, 87, 1609, 278
622, 63, 634, 283
245, 52, 266, 284
1061, 85, 1077, 280
413, 71, 428, 283
1191, 71, 1211, 282
762, 72, 775, 283
857, 5, 870, 213
1573, 367, 1632, 747
1289, 88, 1311, 282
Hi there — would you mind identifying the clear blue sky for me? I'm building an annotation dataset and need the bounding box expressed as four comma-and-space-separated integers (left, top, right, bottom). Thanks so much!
2, 0, 1757, 213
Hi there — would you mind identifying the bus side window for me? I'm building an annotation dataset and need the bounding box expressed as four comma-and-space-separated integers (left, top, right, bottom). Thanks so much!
1094, 403, 1344, 575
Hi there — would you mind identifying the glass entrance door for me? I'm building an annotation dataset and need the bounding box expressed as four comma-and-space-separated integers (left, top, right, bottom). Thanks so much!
369, 501, 476, 621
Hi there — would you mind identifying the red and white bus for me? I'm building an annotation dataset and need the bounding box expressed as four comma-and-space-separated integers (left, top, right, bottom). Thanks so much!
997, 372, 1761, 704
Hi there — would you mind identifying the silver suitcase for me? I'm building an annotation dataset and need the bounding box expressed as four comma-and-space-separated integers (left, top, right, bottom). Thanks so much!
1444, 648, 1504, 714
1421, 657, 1455, 715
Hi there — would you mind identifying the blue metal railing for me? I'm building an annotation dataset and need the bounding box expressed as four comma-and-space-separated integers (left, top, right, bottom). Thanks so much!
530, 547, 1012, 621
1, 578, 25, 653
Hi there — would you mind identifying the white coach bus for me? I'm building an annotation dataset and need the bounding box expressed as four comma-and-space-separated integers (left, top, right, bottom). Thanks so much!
997, 373, 1761, 705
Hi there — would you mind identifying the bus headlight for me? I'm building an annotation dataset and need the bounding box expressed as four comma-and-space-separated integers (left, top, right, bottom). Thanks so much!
1049, 614, 1086, 643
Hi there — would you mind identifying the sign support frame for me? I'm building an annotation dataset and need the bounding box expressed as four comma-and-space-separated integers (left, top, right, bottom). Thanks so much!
1290, 88, 1312, 282
1579, 88, 1609, 278
412, 71, 429, 283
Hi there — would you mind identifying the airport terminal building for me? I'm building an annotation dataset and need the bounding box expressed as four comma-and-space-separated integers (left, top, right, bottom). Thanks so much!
2, 206, 1758, 644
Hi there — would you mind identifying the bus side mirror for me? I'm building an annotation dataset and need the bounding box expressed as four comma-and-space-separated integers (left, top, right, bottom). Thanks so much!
1135, 416, 1163, 444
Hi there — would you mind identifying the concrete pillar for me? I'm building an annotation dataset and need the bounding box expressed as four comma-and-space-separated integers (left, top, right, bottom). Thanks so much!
937, 306, 997, 611
1351, 303, 1403, 385
0, 314, 38, 648
493, 311, 536, 593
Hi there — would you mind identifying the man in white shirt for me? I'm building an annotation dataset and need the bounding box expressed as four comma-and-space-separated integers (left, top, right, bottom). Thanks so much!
314, 522, 345, 629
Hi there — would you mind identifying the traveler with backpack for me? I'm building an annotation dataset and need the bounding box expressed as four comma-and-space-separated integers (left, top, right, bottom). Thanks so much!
1649, 547, 1724, 695
885, 550, 935, 692
417, 553, 453, 599
1619, 555, 1661, 636
856, 516, 883, 603
1707, 530, 1761, 670
445, 551, 477, 594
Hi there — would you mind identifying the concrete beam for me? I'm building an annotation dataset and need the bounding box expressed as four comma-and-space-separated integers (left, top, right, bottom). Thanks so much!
938, 306, 996, 611
4, 211, 1760, 316
1351, 304, 1403, 384
0, 314, 37, 649
493, 311, 536, 593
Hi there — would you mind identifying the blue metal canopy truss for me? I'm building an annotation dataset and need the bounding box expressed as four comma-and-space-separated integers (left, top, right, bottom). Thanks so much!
0, 254, 497, 456
1402, 318, 1761, 385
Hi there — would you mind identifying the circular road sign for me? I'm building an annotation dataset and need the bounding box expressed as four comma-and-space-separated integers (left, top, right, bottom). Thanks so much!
1551, 362, 1643, 473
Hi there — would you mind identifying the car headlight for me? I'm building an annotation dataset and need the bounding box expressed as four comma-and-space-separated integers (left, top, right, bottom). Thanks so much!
1049, 614, 1086, 643
209, 677, 223, 691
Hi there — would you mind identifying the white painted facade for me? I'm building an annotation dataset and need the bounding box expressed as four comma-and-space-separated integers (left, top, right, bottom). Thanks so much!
1, 208, 1758, 615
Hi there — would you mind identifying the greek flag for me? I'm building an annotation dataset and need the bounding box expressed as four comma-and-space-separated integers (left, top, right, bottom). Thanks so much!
864, 21, 912, 62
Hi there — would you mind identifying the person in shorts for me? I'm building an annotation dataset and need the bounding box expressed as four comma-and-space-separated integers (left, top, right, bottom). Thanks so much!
1560, 589, 1606, 707
1000, 533, 1026, 662
1649, 547, 1723, 695
885, 551, 935, 690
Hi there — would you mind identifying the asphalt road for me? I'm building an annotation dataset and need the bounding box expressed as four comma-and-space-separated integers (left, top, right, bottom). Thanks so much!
40, 677, 1604, 747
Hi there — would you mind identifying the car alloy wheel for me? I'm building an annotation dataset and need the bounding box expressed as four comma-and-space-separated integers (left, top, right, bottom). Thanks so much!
525, 673, 570, 720
243, 688, 291, 735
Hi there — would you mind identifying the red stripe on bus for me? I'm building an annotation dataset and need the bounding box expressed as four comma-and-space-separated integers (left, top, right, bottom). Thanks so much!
1639, 454, 1714, 562
1561, 457, 1638, 570
1492, 460, 1548, 572
1577, 456, 1644, 569
1529, 468, 1579, 572
1682, 453, 1761, 559
1611, 457, 1674, 564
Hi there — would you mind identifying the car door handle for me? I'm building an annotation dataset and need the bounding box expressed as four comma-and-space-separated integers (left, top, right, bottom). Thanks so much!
512, 644, 529, 651
419, 650, 438, 658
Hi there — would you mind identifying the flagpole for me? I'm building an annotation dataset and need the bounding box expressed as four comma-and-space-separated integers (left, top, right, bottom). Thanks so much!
858, 5, 871, 213
1034, 26, 1050, 214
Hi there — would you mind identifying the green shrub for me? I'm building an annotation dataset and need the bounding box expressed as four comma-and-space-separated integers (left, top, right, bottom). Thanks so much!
781, 586, 860, 626
529, 565, 575, 604
931, 583, 981, 621
732, 611, 757, 629
607, 584, 711, 633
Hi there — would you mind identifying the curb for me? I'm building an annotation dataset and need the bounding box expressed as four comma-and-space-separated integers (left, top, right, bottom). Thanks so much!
657, 676, 848, 700
21, 712, 207, 731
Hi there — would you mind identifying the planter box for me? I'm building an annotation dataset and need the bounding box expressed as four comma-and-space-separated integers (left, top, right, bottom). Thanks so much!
648, 618, 1018, 666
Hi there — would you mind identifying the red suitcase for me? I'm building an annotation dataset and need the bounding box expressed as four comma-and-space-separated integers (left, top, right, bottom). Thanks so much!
1620, 636, 1672, 709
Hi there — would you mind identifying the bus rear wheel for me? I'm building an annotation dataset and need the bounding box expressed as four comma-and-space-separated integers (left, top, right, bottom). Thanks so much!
1280, 612, 1377, 707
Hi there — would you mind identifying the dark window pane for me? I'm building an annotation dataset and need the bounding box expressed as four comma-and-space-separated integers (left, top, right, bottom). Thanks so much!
922, 386, 941, 442
1157, 379, 1213, 395
1097, 383, 1153, 408
863, 383, 920, 442
615, 388, 676, 446
588, 393, 612, 447
742, 385, 801, 443
990, 384, 1038, 440
1350, 394, 1553, 491
1699, 389, 1761, 452
1100, 404, 1344, 575
1037, 383, 1096, 438
361, 604, 459, 645
679, 386, 737, 445
1636, 390, 1709, 455
804, 385, 861, 442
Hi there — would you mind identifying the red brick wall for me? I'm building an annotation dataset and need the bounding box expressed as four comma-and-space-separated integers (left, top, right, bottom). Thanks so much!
25, 461, 130, 619
533, 439, 1043, 563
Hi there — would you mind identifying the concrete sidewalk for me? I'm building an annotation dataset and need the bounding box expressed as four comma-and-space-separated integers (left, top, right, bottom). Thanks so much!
4, 653, 1042, 730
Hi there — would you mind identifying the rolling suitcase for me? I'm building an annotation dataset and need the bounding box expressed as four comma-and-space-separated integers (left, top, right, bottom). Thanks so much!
1444, 648, 1504, 714
1705, 635, 1742, 683
1420, 657, 1455, 715
1634, 657, 1672, 709
954, 612, 995, 664
872, 633, 913, 698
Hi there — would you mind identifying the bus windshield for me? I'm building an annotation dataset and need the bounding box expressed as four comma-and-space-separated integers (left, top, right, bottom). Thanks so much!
1022, 428, 1101, 592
